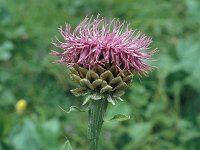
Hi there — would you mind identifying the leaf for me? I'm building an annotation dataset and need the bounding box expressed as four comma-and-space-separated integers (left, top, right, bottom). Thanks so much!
9, 119, 41, 150
128, 84, 150, 108
109, 114, 130, 121
176, 36, 200, 91
0, 41, 14, 61
39, 119, 60, 149
61, 140, 73, 150
180, 130, 200, 143
0, 90, 15, 106
58, 105, 88, 114
105, 102, 131, 128
129, 122, 153, 146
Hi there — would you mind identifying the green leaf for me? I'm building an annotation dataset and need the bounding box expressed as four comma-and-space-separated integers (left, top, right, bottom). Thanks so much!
176, 36, 200, 91
0, 90, 15, 106
0, 41, 14, 61
58, 105, 88, 114
109, 114, 130, 121
128, 84, 150, 108
129, 122, 153, 146
61, 140, 73, 150
180, 130, 200, 143
9, 119, 41, 150
39, 119, 60, 149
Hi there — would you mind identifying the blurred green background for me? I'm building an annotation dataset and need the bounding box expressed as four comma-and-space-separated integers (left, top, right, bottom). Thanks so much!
0, 0, 200, 150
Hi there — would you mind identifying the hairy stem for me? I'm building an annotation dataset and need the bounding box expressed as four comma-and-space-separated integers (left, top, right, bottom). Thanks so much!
88, 99, 108, 150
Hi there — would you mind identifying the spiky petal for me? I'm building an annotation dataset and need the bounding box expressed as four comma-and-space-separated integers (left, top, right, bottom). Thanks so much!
51, 15, 158, 75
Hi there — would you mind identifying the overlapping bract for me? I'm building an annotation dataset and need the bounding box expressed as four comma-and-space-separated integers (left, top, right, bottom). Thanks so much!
69, 64, 133, 105
51, 15, 158, 75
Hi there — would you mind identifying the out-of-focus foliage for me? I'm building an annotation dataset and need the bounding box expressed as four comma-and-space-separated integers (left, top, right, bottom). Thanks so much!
0, 0, 200, 149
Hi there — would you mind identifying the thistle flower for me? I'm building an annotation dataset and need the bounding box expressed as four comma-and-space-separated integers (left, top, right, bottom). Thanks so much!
51, 15, 158, 105
51, 15, 158, 150
51, 15, 158, 76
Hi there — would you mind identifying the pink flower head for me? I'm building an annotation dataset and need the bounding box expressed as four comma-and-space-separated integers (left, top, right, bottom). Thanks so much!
51, 15, 158, 75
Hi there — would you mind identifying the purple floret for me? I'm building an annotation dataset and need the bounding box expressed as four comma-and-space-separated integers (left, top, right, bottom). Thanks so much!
51, 15, 158, 75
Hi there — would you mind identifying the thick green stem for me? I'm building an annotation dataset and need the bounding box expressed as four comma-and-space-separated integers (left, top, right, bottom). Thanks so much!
88, 99, 108, 150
